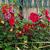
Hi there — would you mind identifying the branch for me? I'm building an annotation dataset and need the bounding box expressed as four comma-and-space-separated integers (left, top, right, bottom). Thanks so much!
39, 45, 50, 48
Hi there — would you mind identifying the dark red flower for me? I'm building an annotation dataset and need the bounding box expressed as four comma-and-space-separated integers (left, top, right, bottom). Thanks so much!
23, 23, 37, 31
23, 24, 29, 31
31, 24, 36, 28
10, 13, 14, 17
39, 23, 46, 28
29, 12, 40, 22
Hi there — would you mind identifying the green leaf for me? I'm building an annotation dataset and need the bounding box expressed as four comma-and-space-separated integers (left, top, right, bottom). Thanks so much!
22, 18, 28, 23
21, 36, 28, 41
15, 24, 19, 28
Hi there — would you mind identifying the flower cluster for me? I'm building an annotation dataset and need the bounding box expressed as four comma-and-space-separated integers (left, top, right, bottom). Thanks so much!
29, 12, 41, 22
1, 5, 49, 37
2, 4, 15, 27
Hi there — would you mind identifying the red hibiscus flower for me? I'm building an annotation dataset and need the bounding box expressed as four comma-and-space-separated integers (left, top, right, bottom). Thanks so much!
8, 17, 15, 27
29, 12, 40, 22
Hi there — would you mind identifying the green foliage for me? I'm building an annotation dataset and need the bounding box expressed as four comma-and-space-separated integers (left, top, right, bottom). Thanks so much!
0, 16, 50, 50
